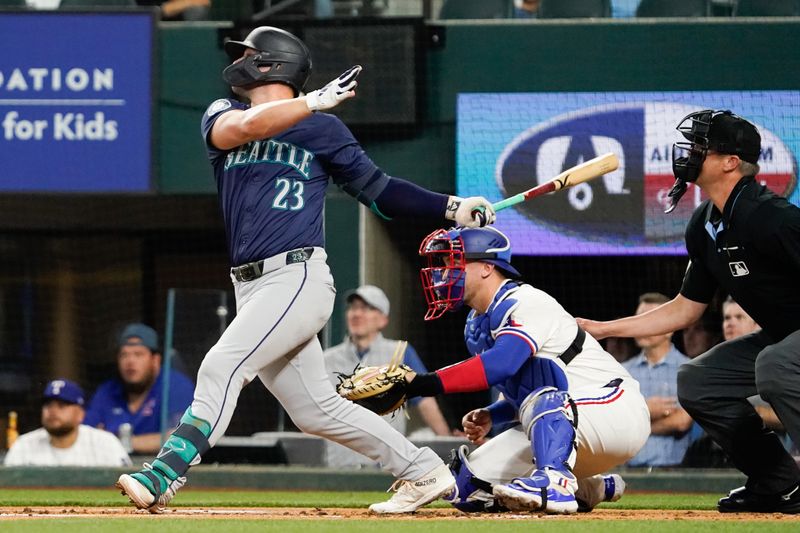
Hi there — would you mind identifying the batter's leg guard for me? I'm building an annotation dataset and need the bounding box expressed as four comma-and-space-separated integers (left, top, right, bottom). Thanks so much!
118, 409, 211, 512
493, 387, 579, 514
444, 445, 506, 513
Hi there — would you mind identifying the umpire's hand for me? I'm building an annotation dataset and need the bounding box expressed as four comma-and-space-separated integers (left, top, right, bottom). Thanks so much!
305, 65, 362, 111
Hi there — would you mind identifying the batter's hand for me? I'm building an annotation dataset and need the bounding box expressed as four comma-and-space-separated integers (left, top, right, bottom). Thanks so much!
447, 196, 496, 228
462, 408, 492, 445
305, 65, 362, 112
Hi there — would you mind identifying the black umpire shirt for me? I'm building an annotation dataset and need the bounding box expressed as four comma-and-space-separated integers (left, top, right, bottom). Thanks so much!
680, 175, 800, 343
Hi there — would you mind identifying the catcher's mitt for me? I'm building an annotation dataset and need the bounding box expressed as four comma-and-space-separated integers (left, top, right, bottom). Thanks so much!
336, 341, 412, 415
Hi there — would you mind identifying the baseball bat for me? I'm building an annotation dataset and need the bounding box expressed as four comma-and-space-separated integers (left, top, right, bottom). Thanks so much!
492, 152, 619, 212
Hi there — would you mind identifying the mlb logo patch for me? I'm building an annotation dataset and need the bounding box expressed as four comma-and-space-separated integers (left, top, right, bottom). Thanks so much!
729, 261, 750, 277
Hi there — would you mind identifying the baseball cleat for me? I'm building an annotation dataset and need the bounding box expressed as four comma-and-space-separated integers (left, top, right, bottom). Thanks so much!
575, 473, 626, 512
718, 484, 800, 514
368, 463, 456, 514
116, 463, 186, 514
493, 468, 579, 514
116, 473, 157, 511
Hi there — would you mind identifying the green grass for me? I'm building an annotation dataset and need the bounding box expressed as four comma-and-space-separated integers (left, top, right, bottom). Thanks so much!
0, 520, 798, 533
2, 489, 799, 533
0, 488, 720, 509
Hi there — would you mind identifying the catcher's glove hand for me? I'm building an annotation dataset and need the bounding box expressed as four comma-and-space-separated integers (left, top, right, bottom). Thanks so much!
336, 341, 412, 415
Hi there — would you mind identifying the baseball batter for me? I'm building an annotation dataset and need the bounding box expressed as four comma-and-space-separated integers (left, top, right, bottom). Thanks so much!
116, 26, 495, 514
402, 226, 650, 513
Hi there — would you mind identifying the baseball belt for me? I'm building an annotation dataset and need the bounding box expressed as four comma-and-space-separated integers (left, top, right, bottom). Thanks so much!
231, 247, 315, 282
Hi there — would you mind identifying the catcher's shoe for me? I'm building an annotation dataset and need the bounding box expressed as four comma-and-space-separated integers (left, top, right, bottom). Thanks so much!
575, 474, 625, 512
368, 463, 456, 514
493, 468, 579, 514
116, 463, 186, 514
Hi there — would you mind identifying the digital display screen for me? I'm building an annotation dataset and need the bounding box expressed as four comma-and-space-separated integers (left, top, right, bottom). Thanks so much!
457, 92, 799, 255
0, 12, 154, 192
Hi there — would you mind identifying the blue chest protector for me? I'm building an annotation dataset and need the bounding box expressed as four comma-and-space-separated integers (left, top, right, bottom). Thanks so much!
464, 281, 520, 355
464, 282, 569, 409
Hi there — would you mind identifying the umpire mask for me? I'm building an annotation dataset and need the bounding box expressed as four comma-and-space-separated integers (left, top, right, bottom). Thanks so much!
665, 110, 713, 213
666, 109, 761, 214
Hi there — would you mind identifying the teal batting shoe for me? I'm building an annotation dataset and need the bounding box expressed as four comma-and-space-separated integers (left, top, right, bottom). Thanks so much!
116, 463, 186, 513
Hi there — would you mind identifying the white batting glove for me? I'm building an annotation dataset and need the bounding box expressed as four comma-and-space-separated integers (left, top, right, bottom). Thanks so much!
304, 65, 362, 112
446, 196, 496, 228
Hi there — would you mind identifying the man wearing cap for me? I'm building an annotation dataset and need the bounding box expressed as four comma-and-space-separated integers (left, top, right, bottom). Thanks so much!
84, 323, 195, 454
323, 285, 451, 467
4, 379, 131, 466
578, 110, 800, 513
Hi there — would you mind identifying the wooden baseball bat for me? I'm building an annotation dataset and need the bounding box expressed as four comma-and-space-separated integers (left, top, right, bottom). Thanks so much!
492, 152, 619, 212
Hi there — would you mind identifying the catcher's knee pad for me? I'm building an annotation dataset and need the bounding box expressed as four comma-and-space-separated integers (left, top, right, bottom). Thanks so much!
444, 445, 505, 513
151, 408, 211, 481
520, 388, 577, 472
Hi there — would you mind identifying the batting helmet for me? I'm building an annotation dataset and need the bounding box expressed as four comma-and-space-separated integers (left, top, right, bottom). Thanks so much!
222, 26, 312, 95
419, 227, 521, 320
666, 109, 761, 213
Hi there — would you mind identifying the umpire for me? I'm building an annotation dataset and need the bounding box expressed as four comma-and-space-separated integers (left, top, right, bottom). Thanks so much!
578, 109, 800, 514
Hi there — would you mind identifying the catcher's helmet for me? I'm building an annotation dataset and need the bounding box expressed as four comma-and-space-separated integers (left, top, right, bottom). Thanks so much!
419, 227, 520, 320
666, 109, 761, 213
222, 26, 312, 95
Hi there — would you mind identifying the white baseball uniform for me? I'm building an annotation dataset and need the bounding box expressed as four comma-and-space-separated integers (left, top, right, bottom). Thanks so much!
463, 282, 650, 482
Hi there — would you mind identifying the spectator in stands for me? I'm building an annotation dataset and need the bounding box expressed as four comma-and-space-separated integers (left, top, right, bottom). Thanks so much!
723, 296, 761, 342
514, 0, 539, 18
324, 285, 451, 467
136, 0, 210, 21
622, 292, 693, 467
602, 328, 638, 363
4, 379, 131, 466
681, 314, 722, 358
84, 323, 195, 454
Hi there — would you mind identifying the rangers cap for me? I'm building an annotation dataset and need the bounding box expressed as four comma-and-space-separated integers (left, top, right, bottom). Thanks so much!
43, 379, 85, 406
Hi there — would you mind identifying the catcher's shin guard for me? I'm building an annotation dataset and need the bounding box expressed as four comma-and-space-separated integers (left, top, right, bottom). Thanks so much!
445, 445, 505, 513
502, 387, 579, 514
520, 387, 577, 472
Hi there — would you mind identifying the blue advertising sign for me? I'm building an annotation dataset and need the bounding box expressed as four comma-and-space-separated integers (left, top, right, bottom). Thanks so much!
0, 12, 154, 192
458, 92, 800, 256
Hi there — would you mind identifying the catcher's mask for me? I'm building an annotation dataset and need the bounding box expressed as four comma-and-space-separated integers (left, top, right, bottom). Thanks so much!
419, 227, 520, 321
222, 26, 312, 96
666, 109, 761, 213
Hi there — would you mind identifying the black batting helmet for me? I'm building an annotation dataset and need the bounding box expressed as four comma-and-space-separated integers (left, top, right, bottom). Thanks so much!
222, 26, 312, 95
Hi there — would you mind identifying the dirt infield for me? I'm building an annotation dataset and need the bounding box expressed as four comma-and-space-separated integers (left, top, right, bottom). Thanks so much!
2, 507, 800, 521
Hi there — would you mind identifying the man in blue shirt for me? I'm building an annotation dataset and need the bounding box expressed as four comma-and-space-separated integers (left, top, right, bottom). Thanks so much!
84, 323, 195, 454
622, 293, 693, 467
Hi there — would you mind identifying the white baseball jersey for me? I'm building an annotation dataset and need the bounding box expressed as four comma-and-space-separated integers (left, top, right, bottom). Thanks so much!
464, 282, 650, 481
3, 425, 132, 467
497, 283, 635, 391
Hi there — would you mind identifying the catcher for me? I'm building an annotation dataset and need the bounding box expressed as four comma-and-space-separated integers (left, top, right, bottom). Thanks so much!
338, 226, 650, 514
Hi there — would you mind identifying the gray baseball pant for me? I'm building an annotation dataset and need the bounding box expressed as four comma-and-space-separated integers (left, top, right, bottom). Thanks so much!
677, 329, 800, 494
